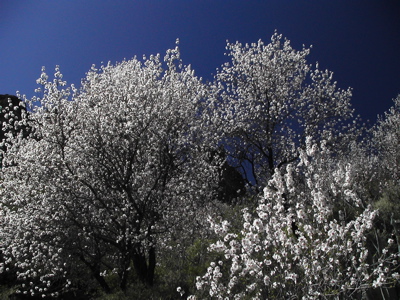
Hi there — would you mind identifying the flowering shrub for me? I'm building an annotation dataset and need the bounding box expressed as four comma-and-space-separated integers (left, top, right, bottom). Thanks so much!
372, 94, 400, 183
196, 140, 399, 299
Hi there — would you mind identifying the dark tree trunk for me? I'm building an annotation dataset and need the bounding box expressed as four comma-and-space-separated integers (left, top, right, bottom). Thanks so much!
79, 255, 111, 294
267, 147, 274, 175
119, 252, 132, 292
147, 246, 156, 286
132, 246, 156, 287
93, 271, 112, 294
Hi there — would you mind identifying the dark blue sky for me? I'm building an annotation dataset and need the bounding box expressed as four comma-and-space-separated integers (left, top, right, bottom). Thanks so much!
1, 0, 399, 123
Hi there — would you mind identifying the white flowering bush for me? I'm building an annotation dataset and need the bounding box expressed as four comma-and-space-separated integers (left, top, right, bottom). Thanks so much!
372, 94, 400, 183
370, 95, 400, 276
196, 140, 399, 299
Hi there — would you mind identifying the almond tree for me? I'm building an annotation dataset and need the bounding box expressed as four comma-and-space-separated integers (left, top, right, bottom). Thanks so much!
208, 32, 355, 190
0, 45, 219, 296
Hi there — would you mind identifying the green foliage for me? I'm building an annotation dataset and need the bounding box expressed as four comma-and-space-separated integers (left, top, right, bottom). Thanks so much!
95, 282, 163, 300
374, 183, 400, 222
0, 286, 17, 299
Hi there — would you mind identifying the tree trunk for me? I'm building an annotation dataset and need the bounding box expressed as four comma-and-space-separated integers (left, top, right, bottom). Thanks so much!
132, 250, 148, 284
132, 246, 156, 287
267, 147, 274, 175
147, 246, 156, 286
119, 252, 132, 292
93, 271, 112, 294
79, 255, 111, 294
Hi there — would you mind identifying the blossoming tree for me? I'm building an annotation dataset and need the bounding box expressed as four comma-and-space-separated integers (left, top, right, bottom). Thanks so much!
0, 44, 219, 296
207, 32, 355, 190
